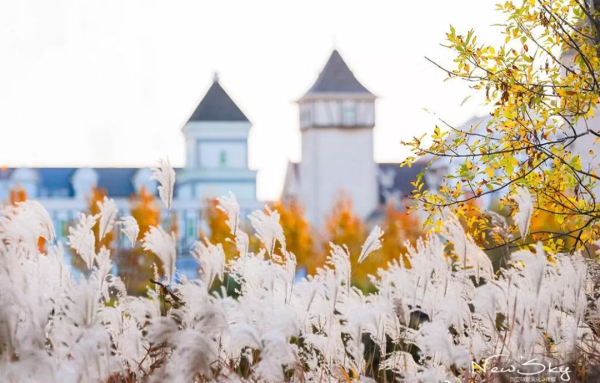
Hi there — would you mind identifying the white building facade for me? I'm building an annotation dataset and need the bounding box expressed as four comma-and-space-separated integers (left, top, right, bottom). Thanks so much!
283, 50, 423, 226
0, 75, 260, 254
287, 50, 378, 226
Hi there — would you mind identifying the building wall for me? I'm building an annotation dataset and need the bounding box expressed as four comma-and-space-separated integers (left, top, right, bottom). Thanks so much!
197, 141, 247, 169
183, 121, 251, 169
1, 115, 260, 257
194, 181, 254, 200
572, 112, 600, 195
300, 127, 378, 226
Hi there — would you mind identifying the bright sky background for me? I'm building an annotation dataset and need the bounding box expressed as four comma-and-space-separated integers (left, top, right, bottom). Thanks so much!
0, 0, 504, 201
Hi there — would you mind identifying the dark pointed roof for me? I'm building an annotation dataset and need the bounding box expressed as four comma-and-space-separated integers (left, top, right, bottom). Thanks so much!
303, 50, 374, 97
189, 76, 249, 122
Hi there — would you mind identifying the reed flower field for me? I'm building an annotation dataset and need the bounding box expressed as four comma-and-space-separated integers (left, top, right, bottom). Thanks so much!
1, 162, 599, 382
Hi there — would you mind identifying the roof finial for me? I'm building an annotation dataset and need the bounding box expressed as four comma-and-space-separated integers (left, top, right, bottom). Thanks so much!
332, 33, 338, 51
213, 71, 219, 83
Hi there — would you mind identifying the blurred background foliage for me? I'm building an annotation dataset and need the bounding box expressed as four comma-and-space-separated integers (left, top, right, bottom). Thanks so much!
3, 185, 426, 291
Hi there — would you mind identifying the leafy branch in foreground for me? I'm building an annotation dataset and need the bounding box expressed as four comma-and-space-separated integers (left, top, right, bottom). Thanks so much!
403, 0, 600, 252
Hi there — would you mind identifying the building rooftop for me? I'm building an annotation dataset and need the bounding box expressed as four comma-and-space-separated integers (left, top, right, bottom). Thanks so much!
303, 50, 375, 97
377, 163, 427, 204
0, 168, 184, 198
188, 75, 249, 122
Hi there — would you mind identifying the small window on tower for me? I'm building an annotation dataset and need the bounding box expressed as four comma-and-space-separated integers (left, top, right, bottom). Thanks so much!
300, 106, 311, 127
219, 150, 227, 167
342, 102, 356, 126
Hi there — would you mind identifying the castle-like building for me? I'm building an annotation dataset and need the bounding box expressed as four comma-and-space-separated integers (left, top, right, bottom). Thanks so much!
0, 74, 260, 252
282, 50, 424, 226
1, 50, 423, 251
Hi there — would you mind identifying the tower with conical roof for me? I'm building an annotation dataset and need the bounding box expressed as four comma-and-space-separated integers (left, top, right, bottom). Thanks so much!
178, 74, 257, 209
296, 49, 378, 225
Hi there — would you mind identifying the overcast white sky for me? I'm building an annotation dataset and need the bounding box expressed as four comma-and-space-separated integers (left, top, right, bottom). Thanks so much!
0, 0, 503, 200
